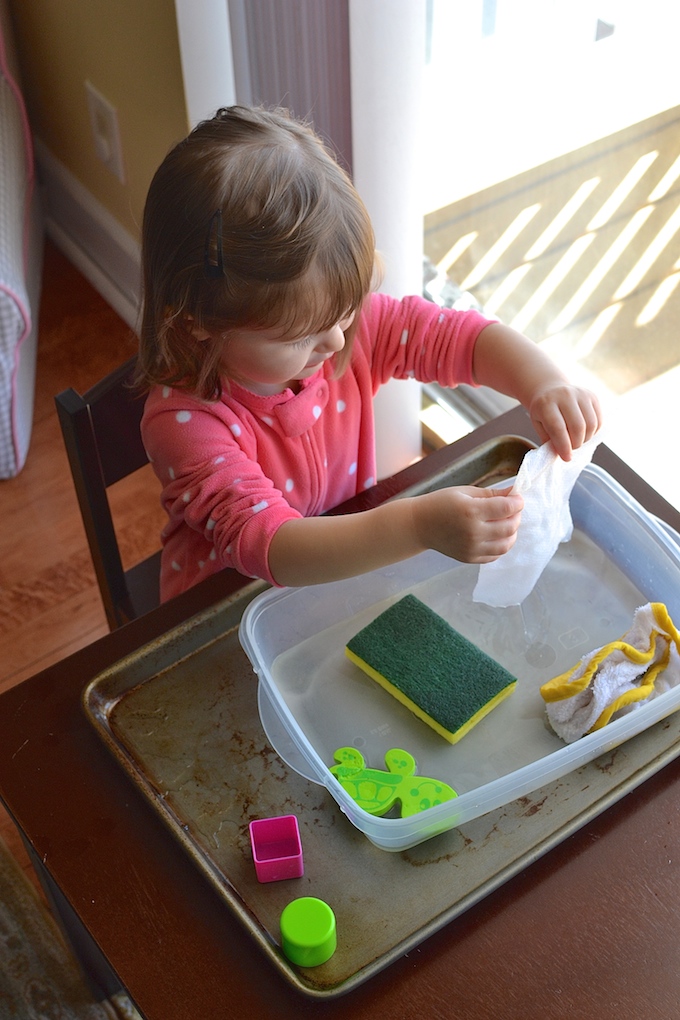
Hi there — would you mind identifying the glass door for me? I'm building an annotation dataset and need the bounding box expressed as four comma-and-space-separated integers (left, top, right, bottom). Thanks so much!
423, 1, 680, 508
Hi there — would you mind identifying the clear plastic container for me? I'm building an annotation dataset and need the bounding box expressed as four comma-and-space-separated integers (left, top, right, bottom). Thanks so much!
239, 465, 680, 851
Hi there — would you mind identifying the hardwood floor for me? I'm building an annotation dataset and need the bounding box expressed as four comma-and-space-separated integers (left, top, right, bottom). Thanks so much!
0, 240, 163, 889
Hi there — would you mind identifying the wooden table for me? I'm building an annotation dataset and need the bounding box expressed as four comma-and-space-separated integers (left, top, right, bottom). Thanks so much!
2, 406, 680, 1020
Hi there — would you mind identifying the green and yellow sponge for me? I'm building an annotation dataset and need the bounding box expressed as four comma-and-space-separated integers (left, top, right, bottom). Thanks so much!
345, 594, 516, 744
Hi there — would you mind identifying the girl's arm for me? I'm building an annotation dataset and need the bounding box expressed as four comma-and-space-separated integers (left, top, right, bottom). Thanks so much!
269, 319, 600, 587
471, 322, 602, 460
268, 484, 523, 587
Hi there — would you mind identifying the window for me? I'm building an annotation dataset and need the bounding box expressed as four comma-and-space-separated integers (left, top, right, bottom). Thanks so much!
423, 1, 680, 507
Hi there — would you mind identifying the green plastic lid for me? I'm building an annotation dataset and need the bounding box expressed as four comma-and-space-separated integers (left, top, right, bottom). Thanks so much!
280, 897, 337, 967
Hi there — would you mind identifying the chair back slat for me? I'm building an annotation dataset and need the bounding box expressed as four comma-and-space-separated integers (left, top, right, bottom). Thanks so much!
55, 356, 160, 629
84, 358, 149, 487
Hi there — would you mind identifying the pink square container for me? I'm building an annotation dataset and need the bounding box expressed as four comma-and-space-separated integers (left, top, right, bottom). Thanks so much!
249, 814, 304, 883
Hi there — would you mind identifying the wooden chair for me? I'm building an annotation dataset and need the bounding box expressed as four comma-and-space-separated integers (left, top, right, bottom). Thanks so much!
55, 356, 161, 629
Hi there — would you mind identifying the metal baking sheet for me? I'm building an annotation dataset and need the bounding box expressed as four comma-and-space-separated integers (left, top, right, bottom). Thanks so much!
392, 433, 536, 497
82, 436, 680, 997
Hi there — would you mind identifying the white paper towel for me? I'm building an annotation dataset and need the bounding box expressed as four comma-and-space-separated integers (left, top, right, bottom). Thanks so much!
473, 434, 601, 608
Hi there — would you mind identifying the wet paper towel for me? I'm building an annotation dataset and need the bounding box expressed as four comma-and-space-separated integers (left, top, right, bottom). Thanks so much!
473, 433, 601, 608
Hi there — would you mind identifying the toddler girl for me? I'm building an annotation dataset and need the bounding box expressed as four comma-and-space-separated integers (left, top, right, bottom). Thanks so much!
138, 105, 601, 600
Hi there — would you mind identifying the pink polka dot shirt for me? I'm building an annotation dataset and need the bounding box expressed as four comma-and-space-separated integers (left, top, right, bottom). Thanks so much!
141, 292, 491, 599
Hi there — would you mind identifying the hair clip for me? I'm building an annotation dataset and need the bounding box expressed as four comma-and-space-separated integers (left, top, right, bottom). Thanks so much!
204, 208, 225, 278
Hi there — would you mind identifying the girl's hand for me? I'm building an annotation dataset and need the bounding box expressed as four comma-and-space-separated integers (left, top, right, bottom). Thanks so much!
269, 484, 524, 586
412, 485, 524, 564
471, 322, 603, 461
528, 383, 603, 461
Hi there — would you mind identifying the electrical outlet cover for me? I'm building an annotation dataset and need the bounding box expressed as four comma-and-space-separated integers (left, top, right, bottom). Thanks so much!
85, 80, 125, 184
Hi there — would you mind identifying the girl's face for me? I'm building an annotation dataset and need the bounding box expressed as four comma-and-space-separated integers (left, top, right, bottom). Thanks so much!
218, 314, 354, 395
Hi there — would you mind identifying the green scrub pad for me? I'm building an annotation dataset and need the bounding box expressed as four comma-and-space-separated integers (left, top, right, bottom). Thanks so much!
345, 594, 517, 744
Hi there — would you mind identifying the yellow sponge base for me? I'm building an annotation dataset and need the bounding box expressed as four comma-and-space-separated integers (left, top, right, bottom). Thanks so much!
346, 647, 517, 745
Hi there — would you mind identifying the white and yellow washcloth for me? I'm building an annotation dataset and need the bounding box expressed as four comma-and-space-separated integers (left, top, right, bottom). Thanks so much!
540, 603, 680, 743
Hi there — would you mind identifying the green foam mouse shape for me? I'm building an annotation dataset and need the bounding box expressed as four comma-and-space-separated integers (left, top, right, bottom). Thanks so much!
330, 747, 457, 817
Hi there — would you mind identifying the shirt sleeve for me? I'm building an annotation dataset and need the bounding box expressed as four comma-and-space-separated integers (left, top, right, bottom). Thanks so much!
141, 388, 302, 585
356, 292, 495, 392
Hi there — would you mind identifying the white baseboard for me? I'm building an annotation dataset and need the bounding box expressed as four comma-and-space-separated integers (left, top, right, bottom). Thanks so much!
33, 139, 142, 331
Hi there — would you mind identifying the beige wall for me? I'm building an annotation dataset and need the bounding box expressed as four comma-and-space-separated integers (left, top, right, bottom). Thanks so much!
8, 0, 189, 241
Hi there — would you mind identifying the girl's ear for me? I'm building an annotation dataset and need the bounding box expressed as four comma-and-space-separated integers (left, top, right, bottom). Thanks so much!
190, 325, 213, 343
183, 315, 212, 342
338, 311, 356, 332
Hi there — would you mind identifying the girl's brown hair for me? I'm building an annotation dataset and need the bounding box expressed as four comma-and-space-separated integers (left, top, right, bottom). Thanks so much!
137, 105, 376, 399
